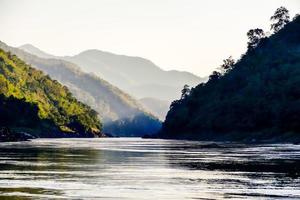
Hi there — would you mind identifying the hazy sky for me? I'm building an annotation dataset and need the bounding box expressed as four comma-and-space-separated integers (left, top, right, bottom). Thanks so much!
0, 0, 299, 76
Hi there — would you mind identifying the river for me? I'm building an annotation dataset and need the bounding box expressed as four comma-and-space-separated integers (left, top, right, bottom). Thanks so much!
0, 138, 299, 199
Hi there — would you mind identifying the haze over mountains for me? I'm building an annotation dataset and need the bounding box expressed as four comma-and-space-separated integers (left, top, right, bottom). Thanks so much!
20, 44, 206, 119
0, 41, 161, 137
63, 50, 204, 100
19, 44, 56, 59
139, 97, 170, 121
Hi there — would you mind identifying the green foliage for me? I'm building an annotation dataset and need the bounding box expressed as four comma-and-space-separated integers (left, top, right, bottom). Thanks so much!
0, 49, 102, 137
160, 15, 300, 141
0, 42, 161, 137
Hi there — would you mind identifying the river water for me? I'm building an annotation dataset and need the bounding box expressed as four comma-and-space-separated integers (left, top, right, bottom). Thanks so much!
0, 138, 299, 199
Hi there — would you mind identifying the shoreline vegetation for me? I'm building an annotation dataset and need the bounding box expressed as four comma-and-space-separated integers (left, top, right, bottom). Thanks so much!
0, 127, 111, 142
157, 8, 300, 143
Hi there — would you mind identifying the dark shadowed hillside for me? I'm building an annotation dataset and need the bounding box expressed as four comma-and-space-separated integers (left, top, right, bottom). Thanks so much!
2, 42, 161, 137
159, 15, 300, 142
0, 48, 102, 138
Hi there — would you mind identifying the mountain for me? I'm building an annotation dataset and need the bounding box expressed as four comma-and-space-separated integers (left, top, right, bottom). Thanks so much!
20, 44, 56, 59
63, 50, 205, 102
159, 15, 300, 142
19, 45, 206, 119
139, 98, 170, 120
0, 41, 161, 137
0, 48, 102, 138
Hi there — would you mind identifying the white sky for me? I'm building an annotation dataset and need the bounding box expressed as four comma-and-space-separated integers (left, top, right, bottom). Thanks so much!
0, 0, 299, 76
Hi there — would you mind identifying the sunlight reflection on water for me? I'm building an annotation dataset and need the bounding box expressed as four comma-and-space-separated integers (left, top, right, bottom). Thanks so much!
0, 138, 299, 199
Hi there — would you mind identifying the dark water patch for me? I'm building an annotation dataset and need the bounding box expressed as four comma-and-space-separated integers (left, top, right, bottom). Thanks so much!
175, 159, 300, 174
224, 192, 300, 199
0, 187, 63, 195
0, 195, 32, 200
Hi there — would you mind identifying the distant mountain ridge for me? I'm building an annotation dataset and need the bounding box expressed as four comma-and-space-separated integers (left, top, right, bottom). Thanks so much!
20, 44, 56, 59
63, 49, 204, 101
2, 41, 161, 136
19, 44, 207, 119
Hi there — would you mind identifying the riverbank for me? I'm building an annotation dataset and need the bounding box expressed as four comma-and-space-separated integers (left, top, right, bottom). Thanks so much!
0, 127, 36, 142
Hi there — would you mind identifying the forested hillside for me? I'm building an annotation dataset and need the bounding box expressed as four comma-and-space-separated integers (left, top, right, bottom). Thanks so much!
1, 42, 161, 136
160, 9, 300, 142
0, 49, 102, 138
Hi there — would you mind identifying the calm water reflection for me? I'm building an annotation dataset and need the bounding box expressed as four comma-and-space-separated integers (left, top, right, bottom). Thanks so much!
0, 138, 299, 199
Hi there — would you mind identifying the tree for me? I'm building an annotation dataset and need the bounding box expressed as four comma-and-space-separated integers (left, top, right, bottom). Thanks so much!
270, 6, 290, 33
247, 28, 265, 50
160, 6, 300, 141
209, 71, 221, 81
220, 56, 235, 74
181, 84, 191, 99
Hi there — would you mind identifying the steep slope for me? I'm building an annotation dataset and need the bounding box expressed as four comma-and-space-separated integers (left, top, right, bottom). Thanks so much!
1, 41, 161, 136
159, 16, 300, 142
63, 50, 205, 102
139, 98, 170, 120
0, 48, 101, 138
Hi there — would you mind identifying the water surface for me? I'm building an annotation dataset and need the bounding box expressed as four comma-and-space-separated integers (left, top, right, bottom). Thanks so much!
0, 138, 299, 199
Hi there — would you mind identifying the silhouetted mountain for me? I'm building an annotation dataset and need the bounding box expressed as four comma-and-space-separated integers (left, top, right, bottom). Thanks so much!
0, 41, 161, 137
159, 15, 300, 142
0, 48, 102, 138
